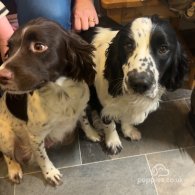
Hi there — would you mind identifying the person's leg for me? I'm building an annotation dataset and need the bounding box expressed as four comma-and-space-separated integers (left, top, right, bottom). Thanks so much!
15, 0, 72, 29
188, 88, 195, 137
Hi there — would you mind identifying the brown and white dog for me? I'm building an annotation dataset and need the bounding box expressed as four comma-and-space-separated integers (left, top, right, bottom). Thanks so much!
0, 18, 98, 185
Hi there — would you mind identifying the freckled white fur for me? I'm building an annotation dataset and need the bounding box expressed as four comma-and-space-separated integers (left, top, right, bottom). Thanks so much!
123, 18, 159, 98
27, 78, 89, 142
126, 18, 153, 72
0, 77, 90, 184
91, 19, 165, 154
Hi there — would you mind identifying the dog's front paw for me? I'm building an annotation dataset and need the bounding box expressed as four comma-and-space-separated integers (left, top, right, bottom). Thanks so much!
8, 161, 23, 184
85, 128, 101, 142
123, 127, 142, 141
106, 141, 123, 155
44, 168, 63, 186
105, 132, 123, 155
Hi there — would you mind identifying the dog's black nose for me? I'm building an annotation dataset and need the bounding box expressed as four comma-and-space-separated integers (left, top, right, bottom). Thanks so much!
128, 71, 153, 94
0, 68, 13, 84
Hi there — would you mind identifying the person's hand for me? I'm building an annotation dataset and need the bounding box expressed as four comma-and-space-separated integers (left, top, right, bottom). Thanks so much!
72, 0, 99, 31
0, 16, 14, 62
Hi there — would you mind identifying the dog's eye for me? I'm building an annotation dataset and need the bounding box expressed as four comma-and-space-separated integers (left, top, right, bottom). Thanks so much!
124, 42, 134, 52
30, 42, 48, 53
125, 43, 132, 49
158, 45, 169, 54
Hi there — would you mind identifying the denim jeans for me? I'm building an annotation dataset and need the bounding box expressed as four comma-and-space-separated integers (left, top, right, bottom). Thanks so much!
15, 0, 72, 29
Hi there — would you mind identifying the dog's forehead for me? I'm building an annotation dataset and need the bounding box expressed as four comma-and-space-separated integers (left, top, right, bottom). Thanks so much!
125, 18, 156, 73
130, 17, 153, 41
11, 26, 39, 42
21, 26, 46, 38
19, 24, 60, 41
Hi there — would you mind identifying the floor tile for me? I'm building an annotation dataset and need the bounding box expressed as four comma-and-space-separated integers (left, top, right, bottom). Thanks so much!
15, 155, 157, 195
0, 137, 81, 177
146, 147, 195, 195
80, 100, 195, 163
0, 178, 14, 195
161, 88, 192, 101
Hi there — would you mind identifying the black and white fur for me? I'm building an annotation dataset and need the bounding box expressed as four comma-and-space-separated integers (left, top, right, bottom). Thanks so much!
0, 18, 98, 185
81, 16, 188, 154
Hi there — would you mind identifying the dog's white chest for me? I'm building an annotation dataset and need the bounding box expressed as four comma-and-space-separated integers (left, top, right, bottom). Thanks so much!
27, 80, 89, 134
0, 79, 89, 145
101, 94, 160, 125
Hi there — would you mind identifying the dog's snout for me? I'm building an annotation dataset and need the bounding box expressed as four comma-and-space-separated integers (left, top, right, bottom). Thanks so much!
127, 71, 153, 94
0, 68, 13, 84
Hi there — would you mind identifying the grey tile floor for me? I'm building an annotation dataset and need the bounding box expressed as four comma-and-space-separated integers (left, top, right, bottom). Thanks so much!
0, 88, 195, 195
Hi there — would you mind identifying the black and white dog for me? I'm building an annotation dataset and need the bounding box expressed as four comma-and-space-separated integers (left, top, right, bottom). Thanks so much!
0, 18, 98, 185
81, 16, 188, 154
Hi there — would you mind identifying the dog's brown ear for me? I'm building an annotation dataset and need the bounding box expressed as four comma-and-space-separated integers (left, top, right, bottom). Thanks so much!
61, 31, 96, 86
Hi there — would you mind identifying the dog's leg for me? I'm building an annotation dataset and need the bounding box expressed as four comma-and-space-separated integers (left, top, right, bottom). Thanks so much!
0, 123, 23, 183
91, 110, 104, 131
80, 109, 101, 142
28, 133, 62, 186
0, 126, 15, 157
121, 122, 142, 141
4, 155, 23, 184
102, 116, 123, 155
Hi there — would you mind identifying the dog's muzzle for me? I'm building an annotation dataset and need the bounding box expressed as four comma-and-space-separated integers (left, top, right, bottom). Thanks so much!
0, 68, 13, 85
127, 71, 154, 94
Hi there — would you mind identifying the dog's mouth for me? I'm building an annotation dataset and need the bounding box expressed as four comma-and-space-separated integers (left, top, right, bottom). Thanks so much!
123, 82, 159, 99
1, 80, 48, 95
144, 85, 158, 99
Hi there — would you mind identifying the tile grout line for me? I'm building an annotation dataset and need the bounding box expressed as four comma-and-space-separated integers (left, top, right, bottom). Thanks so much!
182, 145, 195, 150
23, 163, 82, 176
14, 184, 16, 195
1, 146, 195, 178
58, 147, 180, 169
161, 97, 190, 103
54, 148, 184, 170
145, 154, 159, 195
77, 133, 83, 165
184, 98, 190, 110
57, 145, 195, 170
0, 147, 186, 177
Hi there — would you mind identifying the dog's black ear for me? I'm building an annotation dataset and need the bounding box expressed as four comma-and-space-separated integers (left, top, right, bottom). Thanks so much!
104, 25, 133, 97
104, 32, 124, 96
161, 41, 188, 91
61, 31, 96, 85
105, 25, 131, 71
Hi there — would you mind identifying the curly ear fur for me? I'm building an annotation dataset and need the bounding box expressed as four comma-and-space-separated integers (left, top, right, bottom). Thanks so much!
161, 41, 189, 91
104, 33, 124, 96
104, 25, 132, 97
151, 15, 188, 91
62, 31, 96, 86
